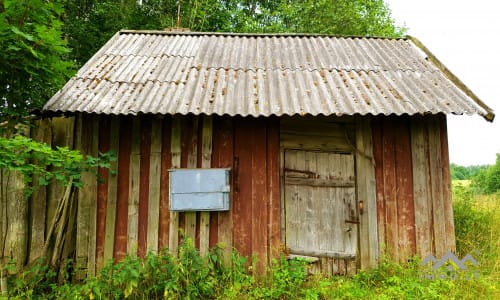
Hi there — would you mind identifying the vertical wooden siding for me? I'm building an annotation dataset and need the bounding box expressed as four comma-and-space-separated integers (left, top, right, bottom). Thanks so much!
83, 114, 280, 276
372, 114, 455, 261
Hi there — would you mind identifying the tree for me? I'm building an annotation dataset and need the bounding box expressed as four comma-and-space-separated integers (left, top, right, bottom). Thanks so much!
0, 0, 74, 126
63, 0, 405, 67
473, 154, 500, 194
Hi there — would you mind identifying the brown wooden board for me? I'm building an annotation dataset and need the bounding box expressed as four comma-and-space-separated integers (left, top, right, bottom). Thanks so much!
233, 118, 253, 259
104, 117, 120, 263
138, 117, 152, 258
410, 116, 431, 257
114, 117, 132, 260
394, 117, 416, 257
29, 119, 52, 261
96, 116, 110, 270
159, 117, 172, 250
267, 117, 281, 259
251, 119, 268, 274
213, 117, 234, 263
127, 118, 141, 255
381, 118, 398, 258
439, 115, 455, 252
147, 118, 163, 253
371, 118, 386, 253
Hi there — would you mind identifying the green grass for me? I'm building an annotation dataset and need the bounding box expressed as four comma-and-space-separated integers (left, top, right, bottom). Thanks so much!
3, 183, 499, 299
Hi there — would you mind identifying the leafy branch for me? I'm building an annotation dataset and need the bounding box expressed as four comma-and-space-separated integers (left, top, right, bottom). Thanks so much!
0, 135, 116, 195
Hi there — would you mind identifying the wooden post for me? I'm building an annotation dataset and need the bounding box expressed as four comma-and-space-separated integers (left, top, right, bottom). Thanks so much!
199, 116, 212, 257
169, 118, 181, 254
147, 118, 162, 253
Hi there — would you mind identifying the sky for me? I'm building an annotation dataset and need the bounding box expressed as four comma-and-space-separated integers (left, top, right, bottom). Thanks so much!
384, 0, 500, 166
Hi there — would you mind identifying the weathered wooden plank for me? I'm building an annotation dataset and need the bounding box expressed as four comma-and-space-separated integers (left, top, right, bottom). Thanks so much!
88, 115, 99, 277
284, 177, 355, 188
169, 118, 181, 254
410, 116, 431, 257
267, 117, 281, 259
213, 118, 234, 263
147, 118, 162, 253
199, 116, 213, 257
103, 116, 119, 263
439, 114, 455, 252
394, 118, 416, 258
138, 117, 152, 258
252, 119, 268, 274
184, 117, 199, 242
127, 118, 141, 255
114, 117, 132, 261
96, 116, 111, 270
158, 117, 172, 250
233, 120, 253, 259
371, 118, 386, 253
381, 118, 398, 259
47, 118, 75, 235
76, 114, 99, 278
29, 118, 52, 262
356, 117, 378, 269
280, 133, 352, 152
428, 117, 446, 257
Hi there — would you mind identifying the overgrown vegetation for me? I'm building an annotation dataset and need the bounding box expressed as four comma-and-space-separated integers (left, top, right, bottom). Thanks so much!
4, 206, 499, 300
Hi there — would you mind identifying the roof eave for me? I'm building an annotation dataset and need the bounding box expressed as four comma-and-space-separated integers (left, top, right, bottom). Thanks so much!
407, 35, 495, 122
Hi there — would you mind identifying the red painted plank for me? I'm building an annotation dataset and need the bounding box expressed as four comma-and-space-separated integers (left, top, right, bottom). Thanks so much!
96, 116, 110, 267
251, 118, 268, 274
114, 116, 132, 260
371, 117, 386, 251
212, 117, 234, 251
158, 117, 172, 250
138, 117, 152, 258
233, 118, 253, 258
394, 117, 416, 256
382, 118, 398, 258
266, 117, 281, 259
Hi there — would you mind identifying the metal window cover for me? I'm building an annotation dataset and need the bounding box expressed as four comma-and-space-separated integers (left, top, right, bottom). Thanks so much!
169, 168, 230, 211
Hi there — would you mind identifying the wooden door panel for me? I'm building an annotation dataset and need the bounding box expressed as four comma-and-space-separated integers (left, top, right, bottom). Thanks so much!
284, 149, 357, 263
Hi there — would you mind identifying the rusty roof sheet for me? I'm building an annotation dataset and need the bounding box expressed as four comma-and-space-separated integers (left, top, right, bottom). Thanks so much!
44, 30, 494, 121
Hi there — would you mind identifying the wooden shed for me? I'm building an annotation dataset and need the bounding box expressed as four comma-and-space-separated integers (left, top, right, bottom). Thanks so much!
40, 31, 494, 277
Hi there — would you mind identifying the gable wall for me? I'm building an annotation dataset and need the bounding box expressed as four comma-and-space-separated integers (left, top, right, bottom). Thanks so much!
372, 114, 455, 261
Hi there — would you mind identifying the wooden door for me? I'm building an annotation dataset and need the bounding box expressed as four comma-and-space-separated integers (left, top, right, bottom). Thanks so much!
284, 149, 357, 274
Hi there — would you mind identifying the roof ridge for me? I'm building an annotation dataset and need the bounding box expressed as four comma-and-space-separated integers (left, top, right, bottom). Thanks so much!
118, 29, 408, 40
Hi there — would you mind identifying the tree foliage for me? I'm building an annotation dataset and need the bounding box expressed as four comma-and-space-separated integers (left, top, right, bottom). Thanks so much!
0, 0, 74, 124
450, 163, 488, 180
63, 0, 406, 66
472, 154, 500, 194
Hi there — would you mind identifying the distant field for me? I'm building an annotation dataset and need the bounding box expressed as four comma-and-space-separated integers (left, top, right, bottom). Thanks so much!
452, 179, 472, 187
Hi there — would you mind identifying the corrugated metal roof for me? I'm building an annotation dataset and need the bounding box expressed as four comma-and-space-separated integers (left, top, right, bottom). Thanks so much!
44, 30, 494, 121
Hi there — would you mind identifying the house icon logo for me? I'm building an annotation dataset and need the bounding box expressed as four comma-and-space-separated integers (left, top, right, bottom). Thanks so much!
421, 251, 478, 270
420, 251, 479, 280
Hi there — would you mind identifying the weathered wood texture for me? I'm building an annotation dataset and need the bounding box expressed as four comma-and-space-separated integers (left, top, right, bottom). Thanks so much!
12, 113, 454, 279
280, 116, 361, 276
372, 114, 454, 261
